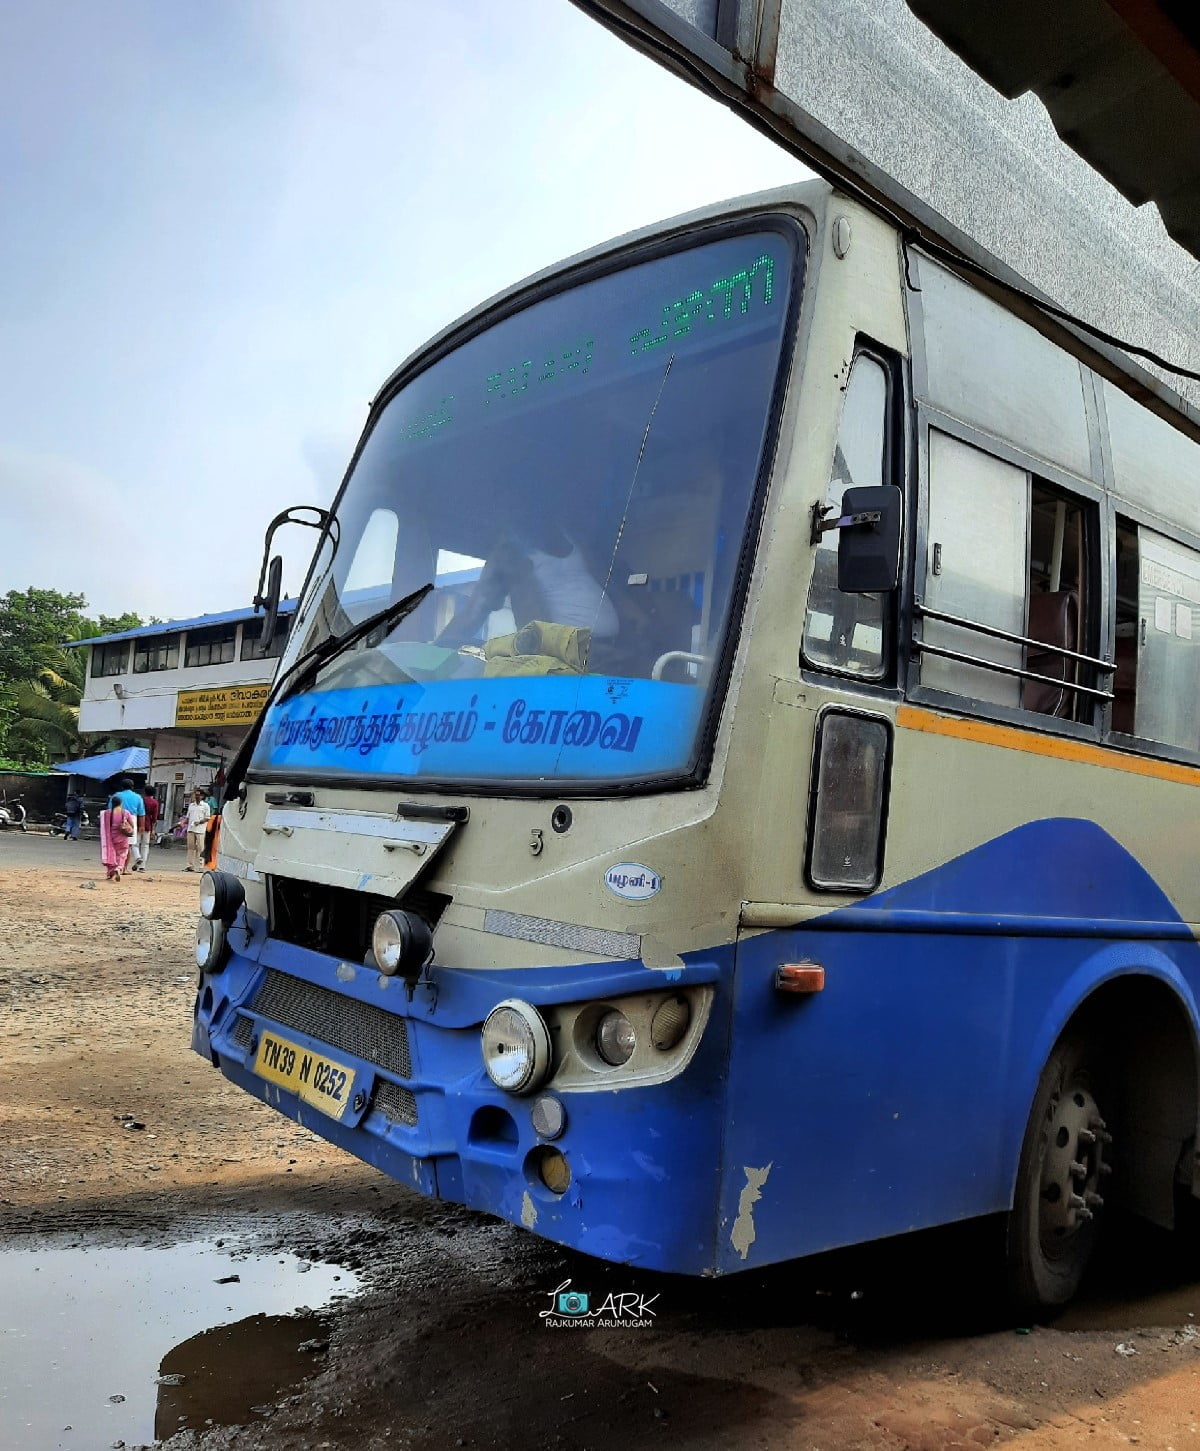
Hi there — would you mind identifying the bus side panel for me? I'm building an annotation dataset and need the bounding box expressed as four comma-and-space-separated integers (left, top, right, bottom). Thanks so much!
716, 817, 1200, 1272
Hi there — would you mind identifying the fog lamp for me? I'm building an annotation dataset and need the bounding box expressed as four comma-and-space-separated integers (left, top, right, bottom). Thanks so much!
199, 869, 245, 923
537, 1148, 571, 1195
481, 999, 552, 1095
595, 1009, 636, 1066
194, 916, 228, 971
371, 910, 433, 979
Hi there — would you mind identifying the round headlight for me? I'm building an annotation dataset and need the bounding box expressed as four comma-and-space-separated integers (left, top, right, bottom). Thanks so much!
194, 916, 227, 971
371, 910, 434, 978
595, 1009, 636, 1067
481, 999, 552, 1095
372, 912, 405, 974
198, 870, 245, 923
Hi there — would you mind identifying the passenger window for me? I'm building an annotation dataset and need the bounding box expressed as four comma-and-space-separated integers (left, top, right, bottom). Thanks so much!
1114, 522, 1200, 751
1022, 485, 1089, 718
921, 430, 1096, 720
1112, 520, 1138, 735
802, 354, 889, 677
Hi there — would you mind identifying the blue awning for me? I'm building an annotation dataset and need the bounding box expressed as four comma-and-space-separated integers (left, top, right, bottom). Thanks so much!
51, 747, 150, 781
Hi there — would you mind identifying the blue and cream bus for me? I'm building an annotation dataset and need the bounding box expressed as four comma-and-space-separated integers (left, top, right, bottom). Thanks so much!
192, 180, 1200, 1310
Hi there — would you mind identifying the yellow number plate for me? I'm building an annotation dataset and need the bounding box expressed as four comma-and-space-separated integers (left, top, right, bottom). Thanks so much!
253, 1030, 357, 1122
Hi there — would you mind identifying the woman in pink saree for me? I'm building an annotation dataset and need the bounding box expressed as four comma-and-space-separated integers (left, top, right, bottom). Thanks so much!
100, 802, 136, 880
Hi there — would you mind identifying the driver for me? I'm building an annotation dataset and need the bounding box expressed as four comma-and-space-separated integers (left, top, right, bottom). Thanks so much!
436, 518, 618, 649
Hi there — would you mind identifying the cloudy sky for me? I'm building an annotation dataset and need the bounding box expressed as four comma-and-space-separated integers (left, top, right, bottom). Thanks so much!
2, 0, 805, 622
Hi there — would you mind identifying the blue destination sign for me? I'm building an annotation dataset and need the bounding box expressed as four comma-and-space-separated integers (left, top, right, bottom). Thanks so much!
256, 676, 706, 782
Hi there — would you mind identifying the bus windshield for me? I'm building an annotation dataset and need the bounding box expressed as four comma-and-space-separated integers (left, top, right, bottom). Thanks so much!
252, 223, 801, 790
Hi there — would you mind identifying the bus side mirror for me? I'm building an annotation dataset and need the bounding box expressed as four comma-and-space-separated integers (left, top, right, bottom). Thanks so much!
256, 555, 283, 644
836, 485, 902, 593
252, 504, 333, 636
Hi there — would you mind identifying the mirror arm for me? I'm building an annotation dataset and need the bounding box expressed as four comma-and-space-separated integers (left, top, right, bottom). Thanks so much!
252, 506, 333, 611
809, 501, 883, 546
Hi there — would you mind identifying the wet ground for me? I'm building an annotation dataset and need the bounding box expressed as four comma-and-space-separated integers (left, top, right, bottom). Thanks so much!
1, 1238, 357, 1448
7, 844, 1200, 1449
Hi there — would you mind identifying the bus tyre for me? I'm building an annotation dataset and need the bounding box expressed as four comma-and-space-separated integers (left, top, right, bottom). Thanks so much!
1006, 1032, 1112, 1313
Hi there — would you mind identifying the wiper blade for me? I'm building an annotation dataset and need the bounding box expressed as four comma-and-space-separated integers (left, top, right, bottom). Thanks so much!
279, 580, 434, 705
222, 581, 433, 804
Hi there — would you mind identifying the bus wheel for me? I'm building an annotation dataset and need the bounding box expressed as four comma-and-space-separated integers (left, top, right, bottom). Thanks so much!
1006, 1032, 1112, 1313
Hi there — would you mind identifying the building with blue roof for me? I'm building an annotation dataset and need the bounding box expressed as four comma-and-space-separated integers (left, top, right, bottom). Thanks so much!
65, 601, 297, 827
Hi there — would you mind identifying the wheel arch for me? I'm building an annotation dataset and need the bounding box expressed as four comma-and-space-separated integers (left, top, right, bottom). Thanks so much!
1010, 954, 1200, 1230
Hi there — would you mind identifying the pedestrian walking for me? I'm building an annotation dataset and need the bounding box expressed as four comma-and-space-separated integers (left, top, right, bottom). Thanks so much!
185, 787, 212, 872
134, 785, 161, 871
100, 799, 138, 880
63, 788, 84, 841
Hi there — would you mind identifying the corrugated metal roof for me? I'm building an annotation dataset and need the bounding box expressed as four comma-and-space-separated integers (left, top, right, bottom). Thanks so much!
906, 0, 1200, 261
66, 599, 298, 650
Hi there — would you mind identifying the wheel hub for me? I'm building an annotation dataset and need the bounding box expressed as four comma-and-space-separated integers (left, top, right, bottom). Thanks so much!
1040, 1081, 1111, 1242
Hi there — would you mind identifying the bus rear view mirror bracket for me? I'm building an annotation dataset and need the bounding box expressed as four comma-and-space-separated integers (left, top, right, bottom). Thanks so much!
811, 485, 902, 593
252, 504, 335, 639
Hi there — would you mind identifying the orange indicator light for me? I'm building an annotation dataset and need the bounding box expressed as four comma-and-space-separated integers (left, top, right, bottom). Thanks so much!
774, 963, 826, 994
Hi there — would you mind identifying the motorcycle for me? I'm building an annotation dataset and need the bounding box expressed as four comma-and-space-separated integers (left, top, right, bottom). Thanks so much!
0, 792, 27, 830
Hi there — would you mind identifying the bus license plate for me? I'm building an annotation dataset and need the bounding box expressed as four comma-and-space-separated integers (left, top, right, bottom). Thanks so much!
253, 1030, 358, 1122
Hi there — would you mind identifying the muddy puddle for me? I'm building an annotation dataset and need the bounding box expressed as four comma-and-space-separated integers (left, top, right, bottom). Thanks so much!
0, 1237, 360, 1450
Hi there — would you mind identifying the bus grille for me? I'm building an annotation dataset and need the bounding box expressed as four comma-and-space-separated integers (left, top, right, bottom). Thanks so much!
372, 1080, 419, 1127
231, 1012, 418, 1127
234, 969, 413, 1078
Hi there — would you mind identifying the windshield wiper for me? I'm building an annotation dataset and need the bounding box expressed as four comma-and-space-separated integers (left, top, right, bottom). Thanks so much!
222, 581, 433, 803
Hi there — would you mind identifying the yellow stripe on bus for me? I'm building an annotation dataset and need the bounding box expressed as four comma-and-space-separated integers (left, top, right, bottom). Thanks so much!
895, 705, 1200, 788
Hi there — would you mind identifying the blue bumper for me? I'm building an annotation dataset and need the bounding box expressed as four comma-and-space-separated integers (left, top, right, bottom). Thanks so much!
193, 921, 730, 1273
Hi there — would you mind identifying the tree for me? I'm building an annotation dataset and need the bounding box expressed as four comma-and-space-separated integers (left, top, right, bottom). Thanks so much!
0, 588, 87, 684
0, 590, 143, 767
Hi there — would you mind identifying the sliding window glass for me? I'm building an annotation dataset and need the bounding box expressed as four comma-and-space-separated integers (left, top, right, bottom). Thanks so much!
920, 430, 1097, 721
133, 635, 179, 673
91, 641, 130, 678
1116, 525, 1200, 752
184, 625, 236, 668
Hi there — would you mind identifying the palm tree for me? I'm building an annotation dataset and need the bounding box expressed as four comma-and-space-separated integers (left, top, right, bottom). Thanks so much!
8, 625, 119, 766
9, 670, 81, 763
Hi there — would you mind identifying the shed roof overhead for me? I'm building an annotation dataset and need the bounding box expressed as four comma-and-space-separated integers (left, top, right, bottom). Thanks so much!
906, 0, 1200, 260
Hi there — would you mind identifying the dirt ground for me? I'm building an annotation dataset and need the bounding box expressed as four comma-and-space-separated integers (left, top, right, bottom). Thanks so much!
6, 839, 1200, 1451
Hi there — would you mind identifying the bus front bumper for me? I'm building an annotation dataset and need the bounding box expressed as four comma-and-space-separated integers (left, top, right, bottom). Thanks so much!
192, 930, 730, 1274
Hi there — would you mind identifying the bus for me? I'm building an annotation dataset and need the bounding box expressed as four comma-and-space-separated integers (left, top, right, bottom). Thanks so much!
192, 179, 1200, 1311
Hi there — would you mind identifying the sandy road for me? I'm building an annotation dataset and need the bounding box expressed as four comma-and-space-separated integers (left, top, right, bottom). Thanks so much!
5, 840, 1200, 1450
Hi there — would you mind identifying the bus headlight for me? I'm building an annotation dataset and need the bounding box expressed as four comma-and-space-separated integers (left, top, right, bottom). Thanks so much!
481, 999, 552, 1095
199, 870, 244, 922
371, 910, 434, 978
595, 1009, 636, 1066
195, 916, 228, 971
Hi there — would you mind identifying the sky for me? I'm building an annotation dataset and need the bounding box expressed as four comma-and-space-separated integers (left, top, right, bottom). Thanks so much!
1, 0, 806, 622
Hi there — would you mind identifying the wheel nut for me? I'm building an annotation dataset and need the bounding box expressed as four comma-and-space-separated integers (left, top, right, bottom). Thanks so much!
1070, 1160, 1088, 1181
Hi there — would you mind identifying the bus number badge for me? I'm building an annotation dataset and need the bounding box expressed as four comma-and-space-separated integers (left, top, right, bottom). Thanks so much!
603, 863, 662, 901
